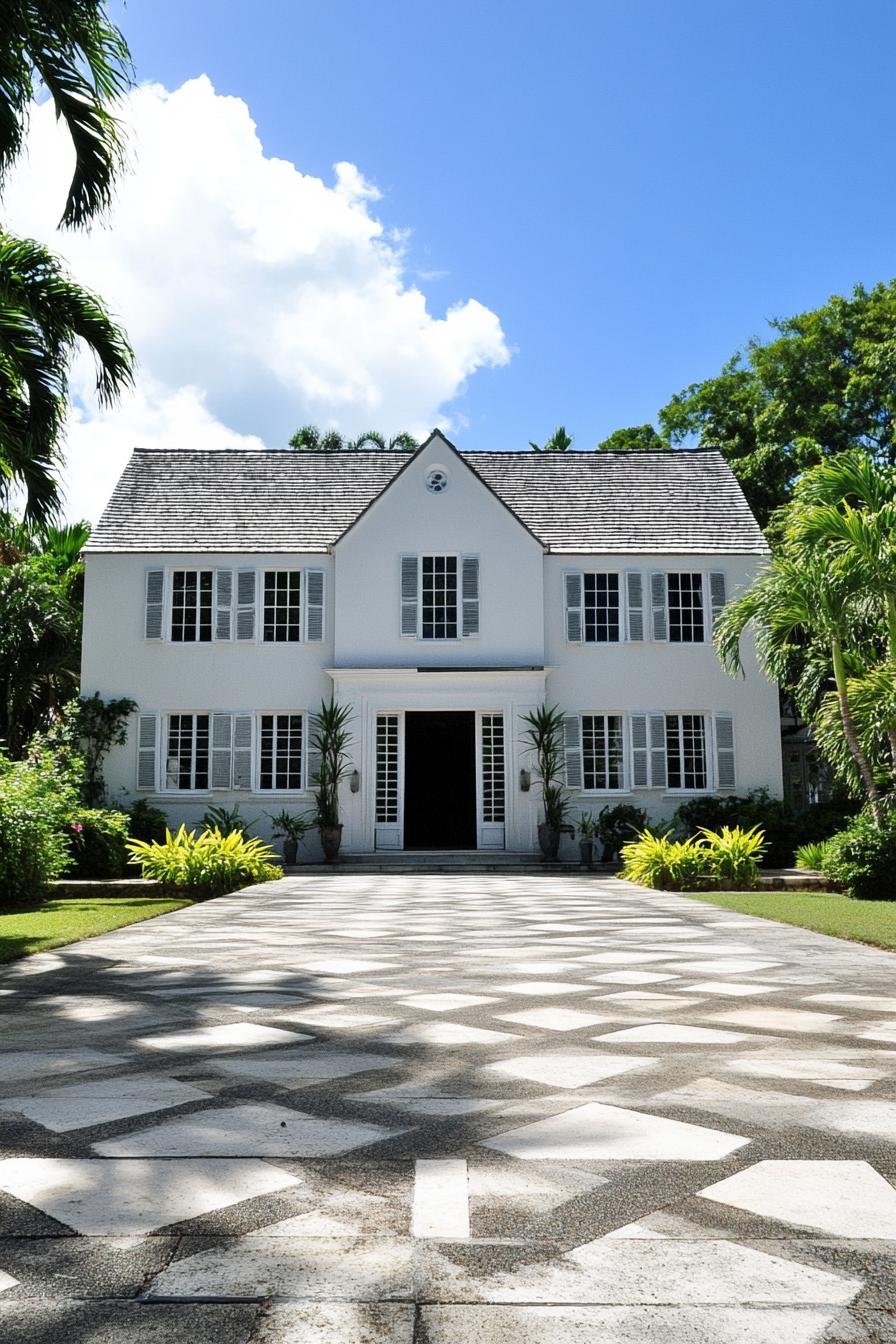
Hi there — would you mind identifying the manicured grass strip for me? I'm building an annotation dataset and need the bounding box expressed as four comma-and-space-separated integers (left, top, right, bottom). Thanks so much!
681, 889, 896, 951
0, 895, 192, 963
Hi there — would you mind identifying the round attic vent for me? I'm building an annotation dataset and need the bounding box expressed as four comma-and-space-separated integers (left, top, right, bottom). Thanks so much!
425, 467, 449, 494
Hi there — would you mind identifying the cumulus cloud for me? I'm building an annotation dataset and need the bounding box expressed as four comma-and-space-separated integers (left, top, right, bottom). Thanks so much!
4, 76, 510, 521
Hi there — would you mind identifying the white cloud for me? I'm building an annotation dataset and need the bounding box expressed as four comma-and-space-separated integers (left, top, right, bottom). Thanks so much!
5, 76, 510, 522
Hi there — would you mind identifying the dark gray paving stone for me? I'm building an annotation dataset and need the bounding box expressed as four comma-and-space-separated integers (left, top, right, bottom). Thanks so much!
0, 1301, 258, 1344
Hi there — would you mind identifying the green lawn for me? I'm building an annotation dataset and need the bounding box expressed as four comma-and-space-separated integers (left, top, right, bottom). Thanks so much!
0, 895, 192, 963
682, 889, 896, 951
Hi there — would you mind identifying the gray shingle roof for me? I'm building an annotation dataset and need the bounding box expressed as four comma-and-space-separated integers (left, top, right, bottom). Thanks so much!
86, 444, 767, 554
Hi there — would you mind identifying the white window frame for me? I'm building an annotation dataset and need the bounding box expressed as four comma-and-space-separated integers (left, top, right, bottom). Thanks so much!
581, 572, 623, 644
162, 711, 212, 793
418, 552, 461, 641
169, 568, 215, 644
665, 571, 707, 645
261, 569, 303, 644
255, 710, 308, 794
664, 711, 710, 793
580, 712, 628, 793
564, 568, 646, 645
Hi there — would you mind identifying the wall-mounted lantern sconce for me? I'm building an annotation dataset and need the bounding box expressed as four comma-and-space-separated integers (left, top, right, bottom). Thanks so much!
519, 768, 531, 793
349, 769, 360, 794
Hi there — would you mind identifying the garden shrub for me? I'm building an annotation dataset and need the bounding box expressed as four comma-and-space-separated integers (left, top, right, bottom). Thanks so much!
127, 798, 168, 843
819, 813, 896, 900
127, 825, 281, 897
795, 839, 837, 871
622, 826, 767, 891
698, 825, 766, 888
66, 808, 130, 878
596, 803, 648, 861
0, 739, 80, 906
672, 788, 854, 867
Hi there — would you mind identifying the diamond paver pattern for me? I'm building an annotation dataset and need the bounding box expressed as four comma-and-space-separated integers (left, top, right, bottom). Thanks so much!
0, 873, 895, 1342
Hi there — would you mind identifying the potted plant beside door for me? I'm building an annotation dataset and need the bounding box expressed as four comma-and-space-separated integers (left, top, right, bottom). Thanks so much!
310, 697, 353, 863
521, 703, 573, 861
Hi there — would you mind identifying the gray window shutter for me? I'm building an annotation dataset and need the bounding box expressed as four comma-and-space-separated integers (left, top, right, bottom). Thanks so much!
305, 569, 325, 642
144, 569, 164, 641
461, 556, 480, 637
232, 714, 253, 790
715, 713, 736, 792
236, 568, 256, 641
563, 715, 583, 788
214, 569, 233, 641
211, 713, 233, 789
136, 713, 158, 790
400, 555, 418, 637
650, 572, 667, 641
564, 572, 584, 643
630, 714, 649, 788
709, 571, 727, 631
649, 713, 667, 789
625, 570, 644, 641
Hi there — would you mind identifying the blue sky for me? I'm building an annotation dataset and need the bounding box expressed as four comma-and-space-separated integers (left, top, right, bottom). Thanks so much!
32, 0, 873, 476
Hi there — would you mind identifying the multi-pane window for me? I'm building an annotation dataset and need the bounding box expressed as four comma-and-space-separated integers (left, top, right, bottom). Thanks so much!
666, 713, 707, 790
668, 573, 705, 643
258, 714, 303, 790
263, 572, 301, 642
165, 714, 209, 789
376, 715, 399, 823
481, 714, 505, 822
582, 714, 624, 790
584, 573, 620, 642
171, 570, 213, 642
421, 555, 458, 639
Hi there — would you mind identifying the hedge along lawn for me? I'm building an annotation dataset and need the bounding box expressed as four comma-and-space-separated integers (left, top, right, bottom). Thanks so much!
0, 894, 192, 964
682, 889, 896, 952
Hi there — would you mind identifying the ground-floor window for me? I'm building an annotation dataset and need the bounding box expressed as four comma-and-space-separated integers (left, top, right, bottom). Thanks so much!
258, 713, 303, 790
165, 713, 210, 790
582, 714, 624, 790
376, 714, 400, 823
481, 713, 505, 822
666, 713, 707, 790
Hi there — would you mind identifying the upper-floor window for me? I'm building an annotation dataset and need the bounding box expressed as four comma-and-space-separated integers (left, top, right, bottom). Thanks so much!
171, 570, 213, 642
667, 572, 705, 643
584, 573, 620, 643
263, 571, 301, 642
400, 554, 479, 639
166, 713, 210, 789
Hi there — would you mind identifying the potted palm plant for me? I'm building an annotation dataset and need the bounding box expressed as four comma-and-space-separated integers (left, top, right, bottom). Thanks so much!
310, 697, 353, 863
267, 809, 315, 866
578, 812, 596, 869
521, 703, 573, 861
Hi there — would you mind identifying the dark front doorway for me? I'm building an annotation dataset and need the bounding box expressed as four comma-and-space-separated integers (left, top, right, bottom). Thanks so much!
403, 711, 476, 850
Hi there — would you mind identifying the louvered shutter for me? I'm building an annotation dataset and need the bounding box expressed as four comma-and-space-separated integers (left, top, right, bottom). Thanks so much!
232, 714, 253, 789
709, 571, 727, 632
136, 713, 159, 790
563, 715, 583, 789
236, 569, 256, 641
564, 572, 584, 643
461, 556, 480, 637
625, 570, 644, 641
211, 713, 233, 789
714, 713, 736, 792
650, 572, 668, 641
630, 714, 649, 788
305, 569, 325, 641
144, 569, 164, 641
649, 714, 667, 789
214, 569, 233, 641
400, 555, 418, 637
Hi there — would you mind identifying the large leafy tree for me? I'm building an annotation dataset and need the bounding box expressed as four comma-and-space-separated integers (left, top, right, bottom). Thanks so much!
289, 425, 419, 452
595, 424, 666, 453
0, 0, 136, 521
659, 282, 896, 526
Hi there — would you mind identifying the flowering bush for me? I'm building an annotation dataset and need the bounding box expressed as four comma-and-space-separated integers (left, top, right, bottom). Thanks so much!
0, 739, 80, 906
66, 808, 131, 878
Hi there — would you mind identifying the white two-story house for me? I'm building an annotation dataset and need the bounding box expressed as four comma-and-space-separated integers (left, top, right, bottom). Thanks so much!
81, 430, 781, 856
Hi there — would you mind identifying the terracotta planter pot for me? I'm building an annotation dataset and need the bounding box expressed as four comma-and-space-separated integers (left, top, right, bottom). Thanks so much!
537, 822, 561, 861
319, 824, 343, 863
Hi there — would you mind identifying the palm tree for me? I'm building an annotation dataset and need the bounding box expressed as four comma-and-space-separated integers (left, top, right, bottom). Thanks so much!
0, 235, 134, 521
289, 425, 419, 452
0, 1, 133, 228
350, 430, 418, 451
530, 426, 573, 453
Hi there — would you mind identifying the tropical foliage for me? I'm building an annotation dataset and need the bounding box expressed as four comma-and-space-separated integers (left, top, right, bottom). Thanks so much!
310, 697, 354, 829
0, 732, 81, 904
520, 703, 571, 831
66, 807, 130, 878
127, 826, 281, 897
529, 425, 573, 453
289, 425, 418, 452
621, 826, 766, 891
816, 813, 896, 900
595, 424, 666, 453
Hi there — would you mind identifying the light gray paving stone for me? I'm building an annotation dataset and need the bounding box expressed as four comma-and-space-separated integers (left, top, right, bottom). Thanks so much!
0, 1074, 212, 1132
135, 1023, 312, 1051
397, 993, 500, 1012
481, 1101, 750, 1160
0, 1050, 128, 1087
252, 1302, 415, 1342
494, 1008, 615, 1031
593, 1024, 757, 1044
0, 1157, 300, 1235
0, 1270, 18, 1294
697, 1160, 896, 1237
93, 1103, 409, 1157
657, 1077, 896, 1140
210, 1049, 399, 1085
704, 1007, 842, 1033
725, 1056, 887, 1090
493, 981, 596, 996
380, 1023, 522, 1046
483, 1055, 655, 1090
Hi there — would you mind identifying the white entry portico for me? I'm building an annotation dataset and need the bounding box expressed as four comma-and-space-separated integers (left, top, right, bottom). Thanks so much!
327, 666, 548, 853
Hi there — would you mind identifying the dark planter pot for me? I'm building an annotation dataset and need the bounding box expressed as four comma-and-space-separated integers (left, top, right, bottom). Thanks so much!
537, 822, 561, 861
319, 824, 343, 863
579, 838, 594, 870
282, 838, 298, 866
